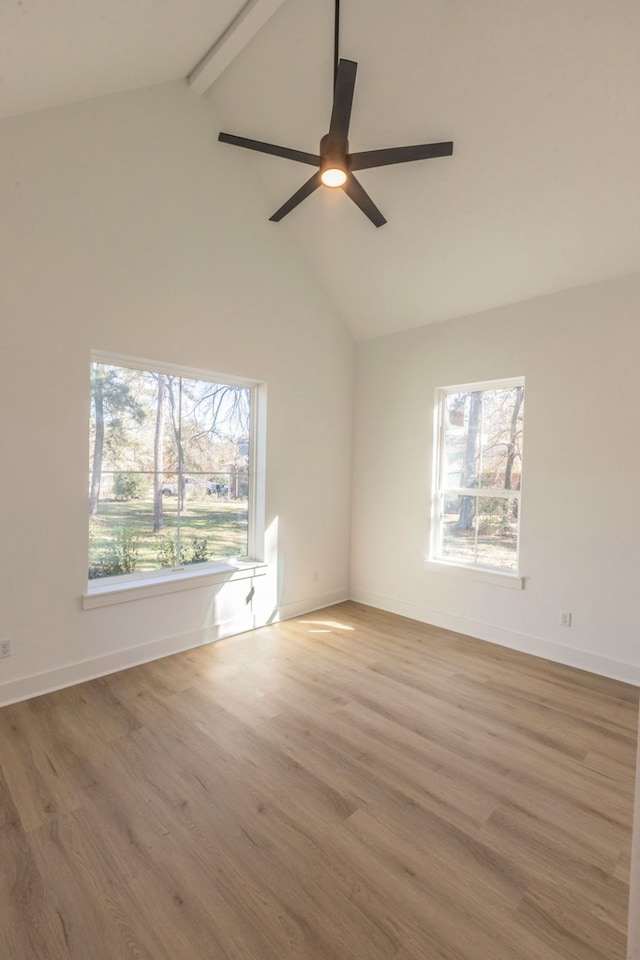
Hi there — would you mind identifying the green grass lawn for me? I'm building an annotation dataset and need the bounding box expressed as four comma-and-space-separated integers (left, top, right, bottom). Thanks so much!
89, 495, 248, 578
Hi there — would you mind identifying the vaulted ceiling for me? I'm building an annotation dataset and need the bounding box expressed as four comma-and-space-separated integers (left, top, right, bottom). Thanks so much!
3, 0, 640, 340
0, 0, 246, 120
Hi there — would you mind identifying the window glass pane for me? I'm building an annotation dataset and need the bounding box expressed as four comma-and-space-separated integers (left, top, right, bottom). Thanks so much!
442, 391, 482, 490
440, 494, 477, 564
89, 361, 252, 581
478, 387, 524, 491
434, 378, 524, 574
179, 377, 250, 562
474, 496, 519, 571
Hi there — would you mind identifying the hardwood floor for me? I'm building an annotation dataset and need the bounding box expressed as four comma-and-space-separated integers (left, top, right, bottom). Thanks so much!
1, 601, 637, 960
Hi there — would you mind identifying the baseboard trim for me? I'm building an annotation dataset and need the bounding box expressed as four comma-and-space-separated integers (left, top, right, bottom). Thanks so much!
0, 622, 234, 708
2, 587, 636, 707
276, 590, 350, 621
350, 589, 640, 686
0, 590, 349, 707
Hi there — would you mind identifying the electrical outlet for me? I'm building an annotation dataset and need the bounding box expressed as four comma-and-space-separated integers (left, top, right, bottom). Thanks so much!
0, 639, 11, 658
559, 611, 572, 627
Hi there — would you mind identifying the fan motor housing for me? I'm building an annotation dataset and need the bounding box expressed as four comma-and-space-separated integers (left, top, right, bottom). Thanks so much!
320, 133, 349, 176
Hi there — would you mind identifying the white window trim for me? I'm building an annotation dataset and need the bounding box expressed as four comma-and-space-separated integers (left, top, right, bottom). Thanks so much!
85, 351, 267, 606
425, 559, 524, 590
430, 376, 524, 578
83, 560, 268, 609
90, 350, 257, 390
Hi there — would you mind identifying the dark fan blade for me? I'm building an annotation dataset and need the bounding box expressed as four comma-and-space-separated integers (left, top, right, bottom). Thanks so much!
270, 172, 323, 222
328, 59, 358, 147
350, 141, 453, 171
342, 174, 387, 228
219, 133, 320, 166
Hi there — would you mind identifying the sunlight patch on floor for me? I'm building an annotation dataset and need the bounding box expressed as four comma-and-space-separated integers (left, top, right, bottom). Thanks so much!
298, 619, 355, 633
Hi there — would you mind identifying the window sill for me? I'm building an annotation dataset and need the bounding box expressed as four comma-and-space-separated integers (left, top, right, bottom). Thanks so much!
425, 559, 524, 590
83, 560, 267, 610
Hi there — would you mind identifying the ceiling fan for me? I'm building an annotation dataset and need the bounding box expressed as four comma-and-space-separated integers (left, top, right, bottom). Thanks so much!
218, 1, 453, 227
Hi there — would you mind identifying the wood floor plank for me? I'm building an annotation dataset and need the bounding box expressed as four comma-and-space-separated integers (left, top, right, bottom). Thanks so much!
0, 705, 82, 833
0, 601, 637, 960
0, 767, 72, 960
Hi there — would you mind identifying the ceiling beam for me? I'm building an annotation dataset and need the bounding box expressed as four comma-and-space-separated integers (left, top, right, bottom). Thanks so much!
187, 0, 287, 95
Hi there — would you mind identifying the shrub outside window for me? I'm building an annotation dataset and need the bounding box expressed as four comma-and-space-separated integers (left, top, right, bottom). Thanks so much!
88, 356, 256, 583
432, 378, 524, 573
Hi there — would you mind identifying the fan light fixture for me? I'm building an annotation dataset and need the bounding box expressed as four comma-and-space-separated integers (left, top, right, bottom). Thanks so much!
320, 166, 348, 188
218, 0, 453, 226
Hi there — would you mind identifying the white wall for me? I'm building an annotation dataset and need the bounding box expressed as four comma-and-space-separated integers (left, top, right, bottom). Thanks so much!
0, 81, 354, 706
351, 275, 640, 683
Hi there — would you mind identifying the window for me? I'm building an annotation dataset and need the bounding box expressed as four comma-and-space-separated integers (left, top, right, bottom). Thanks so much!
88, 355, 260, 585
432, 378, 524, 573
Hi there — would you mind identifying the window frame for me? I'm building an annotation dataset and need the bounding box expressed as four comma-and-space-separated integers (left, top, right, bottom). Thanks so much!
85, 350, 266, 603
430, 376, 524, 579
